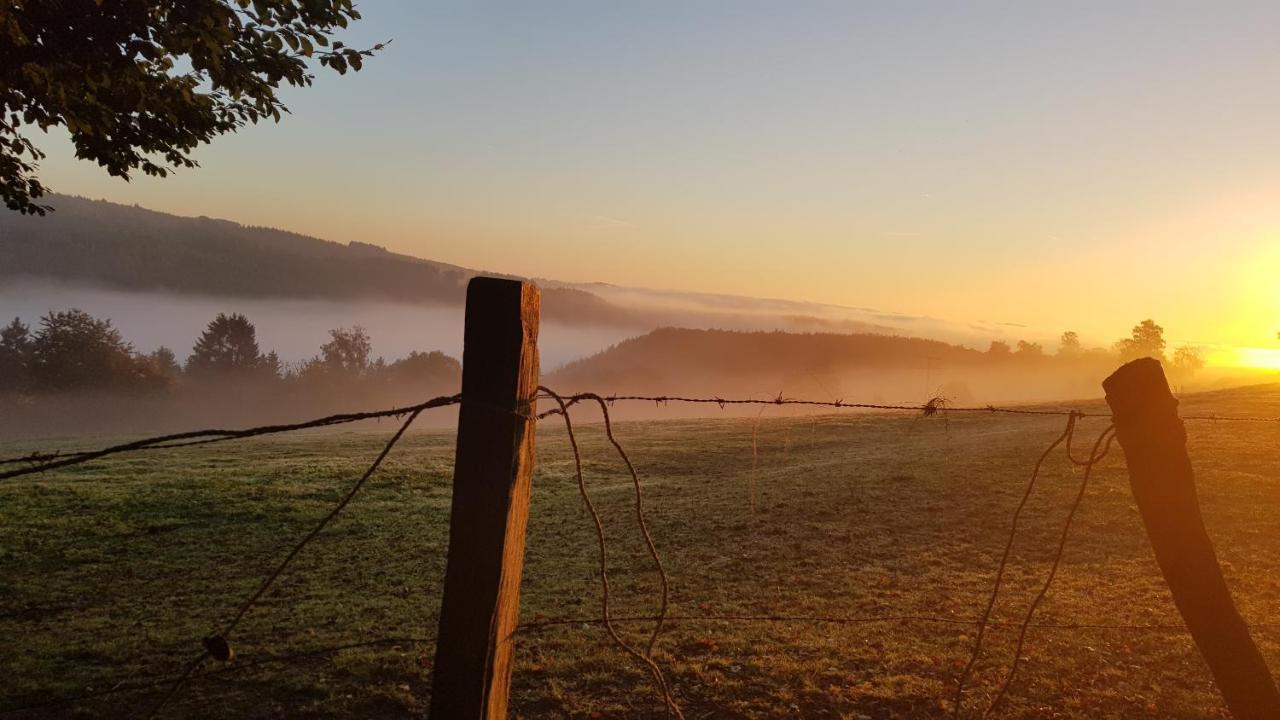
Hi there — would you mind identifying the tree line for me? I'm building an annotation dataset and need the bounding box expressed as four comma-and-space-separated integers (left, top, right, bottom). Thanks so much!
986, 319, 1204, 382
0, 309, 460, 397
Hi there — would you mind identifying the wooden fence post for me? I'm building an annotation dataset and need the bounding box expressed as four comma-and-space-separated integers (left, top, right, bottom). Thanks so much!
429, 277, 540, 720
1103, 358, 1280, 719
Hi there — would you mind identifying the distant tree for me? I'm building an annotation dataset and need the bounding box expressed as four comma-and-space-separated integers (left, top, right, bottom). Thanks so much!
148, 346, 182, 379
29, 309, 137, 391
1, 1, 385, 214
987, 340, 1012, 357
318, 326, 373, 376
0, 317, 33, 392
127, 347, 180, 392
1169, 345, 1206, 384
1015, 340, 1045, 358
262, 351, 283, 379
1115, 319, 1166, 363
385, 350, 461, 387
1058, 331, 1082, 357
187, 313, 267, 377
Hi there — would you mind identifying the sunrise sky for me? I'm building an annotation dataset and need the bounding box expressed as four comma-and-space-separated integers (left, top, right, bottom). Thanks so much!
28, 2, 1280, 366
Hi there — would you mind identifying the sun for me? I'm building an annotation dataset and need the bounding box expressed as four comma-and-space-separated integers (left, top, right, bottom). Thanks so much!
1234, 347, 1280, 371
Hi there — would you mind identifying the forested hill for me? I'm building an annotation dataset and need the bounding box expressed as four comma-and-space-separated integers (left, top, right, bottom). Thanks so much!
0, 194, 639, 325
546, 327, 1117, 408
551, 328, 985, 386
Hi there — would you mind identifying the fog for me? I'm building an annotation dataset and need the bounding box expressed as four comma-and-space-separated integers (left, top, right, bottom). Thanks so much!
7, 279, 1269, 437
2, 279, 637, 370
5, 278, 1054, 371
559, 280, 1059, 349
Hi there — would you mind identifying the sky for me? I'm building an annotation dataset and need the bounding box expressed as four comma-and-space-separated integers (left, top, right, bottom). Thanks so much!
29, 2, 1280, 365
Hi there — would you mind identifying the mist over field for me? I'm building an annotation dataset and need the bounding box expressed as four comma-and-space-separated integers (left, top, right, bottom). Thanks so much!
1, 278, 636, 371
4, 276, 1271, 435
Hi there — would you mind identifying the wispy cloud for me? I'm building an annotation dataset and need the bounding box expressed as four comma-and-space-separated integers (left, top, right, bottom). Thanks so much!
582, 214, 637, 230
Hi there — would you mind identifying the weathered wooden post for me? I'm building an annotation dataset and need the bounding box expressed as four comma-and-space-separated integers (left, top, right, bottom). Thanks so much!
1104, 358, 1280, 719
429, 277, 539, 719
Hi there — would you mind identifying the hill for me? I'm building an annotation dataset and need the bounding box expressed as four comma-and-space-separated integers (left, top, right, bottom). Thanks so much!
0, 194, 640, 326
1, 195, 1054, 352
546, 327, 1118, 413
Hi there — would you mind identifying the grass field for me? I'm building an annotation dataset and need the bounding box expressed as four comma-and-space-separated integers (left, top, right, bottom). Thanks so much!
3, 385, 1280, 719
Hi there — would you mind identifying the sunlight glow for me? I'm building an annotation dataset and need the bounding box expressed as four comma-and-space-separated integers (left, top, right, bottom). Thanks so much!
1234, 348, 1280, 371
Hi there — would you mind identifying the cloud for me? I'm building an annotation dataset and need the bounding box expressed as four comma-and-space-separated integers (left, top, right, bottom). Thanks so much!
582, 214, 637, 230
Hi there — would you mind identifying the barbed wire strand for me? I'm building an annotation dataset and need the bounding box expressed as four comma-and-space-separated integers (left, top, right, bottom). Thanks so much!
575, 391, 674, 657
143, 406, 425, 719
536, 393, 1280, 423
516, 612, 1263, 633
0, 394, 460, 478
540, 388, 686, 720
950, 412, 1079, 718
981, 424, 1116, 719
5, 392, 1275, 476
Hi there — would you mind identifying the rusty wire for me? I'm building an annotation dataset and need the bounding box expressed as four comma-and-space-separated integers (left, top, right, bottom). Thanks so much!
144, 406, 427, 719
0, 394, 460, 479
980, 424, 1116, 719
534, 392, 1280, 423
950, 412, 1081, 718
540, 387, 686, 720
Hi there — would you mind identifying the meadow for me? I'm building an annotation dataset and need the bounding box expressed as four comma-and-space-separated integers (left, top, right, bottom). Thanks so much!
3, 384, 1280, 719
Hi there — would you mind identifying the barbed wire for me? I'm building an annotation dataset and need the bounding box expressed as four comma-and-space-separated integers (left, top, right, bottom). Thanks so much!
534, 392, 1280, 423
536, 393, 1089, 419
951, 412, 1081, 718
5, 389, 1275, 480
0, 394, 460, 479
142, 406, 428, 719
540, 387, 685, 720
581, 391, 673, 657
516, 612, 1280, 633
982, 424, 1116, 719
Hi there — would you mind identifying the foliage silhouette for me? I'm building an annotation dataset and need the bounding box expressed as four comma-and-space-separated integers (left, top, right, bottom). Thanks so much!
187, 313, 270, 378
0, 1, 383, 214
1116, 319, 1166, 363
28, 309, 157, 392
0, 318, 33, 393
1058, 331, 1082, 356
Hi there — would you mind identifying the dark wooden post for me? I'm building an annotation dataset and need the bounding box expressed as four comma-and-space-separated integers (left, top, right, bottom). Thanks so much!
1104, 358, 1280, 719
429, 277, 540, 720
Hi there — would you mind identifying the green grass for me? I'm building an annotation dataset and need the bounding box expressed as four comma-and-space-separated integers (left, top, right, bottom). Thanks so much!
3, 386, 1280, 718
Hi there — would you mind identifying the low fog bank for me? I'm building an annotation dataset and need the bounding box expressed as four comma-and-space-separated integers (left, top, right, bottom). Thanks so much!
559, 281, 1064, 350
4, 278, 1062, 377
1, 279, 637, 370
542, 327, 1257, 422
4, 281, 1265, 436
